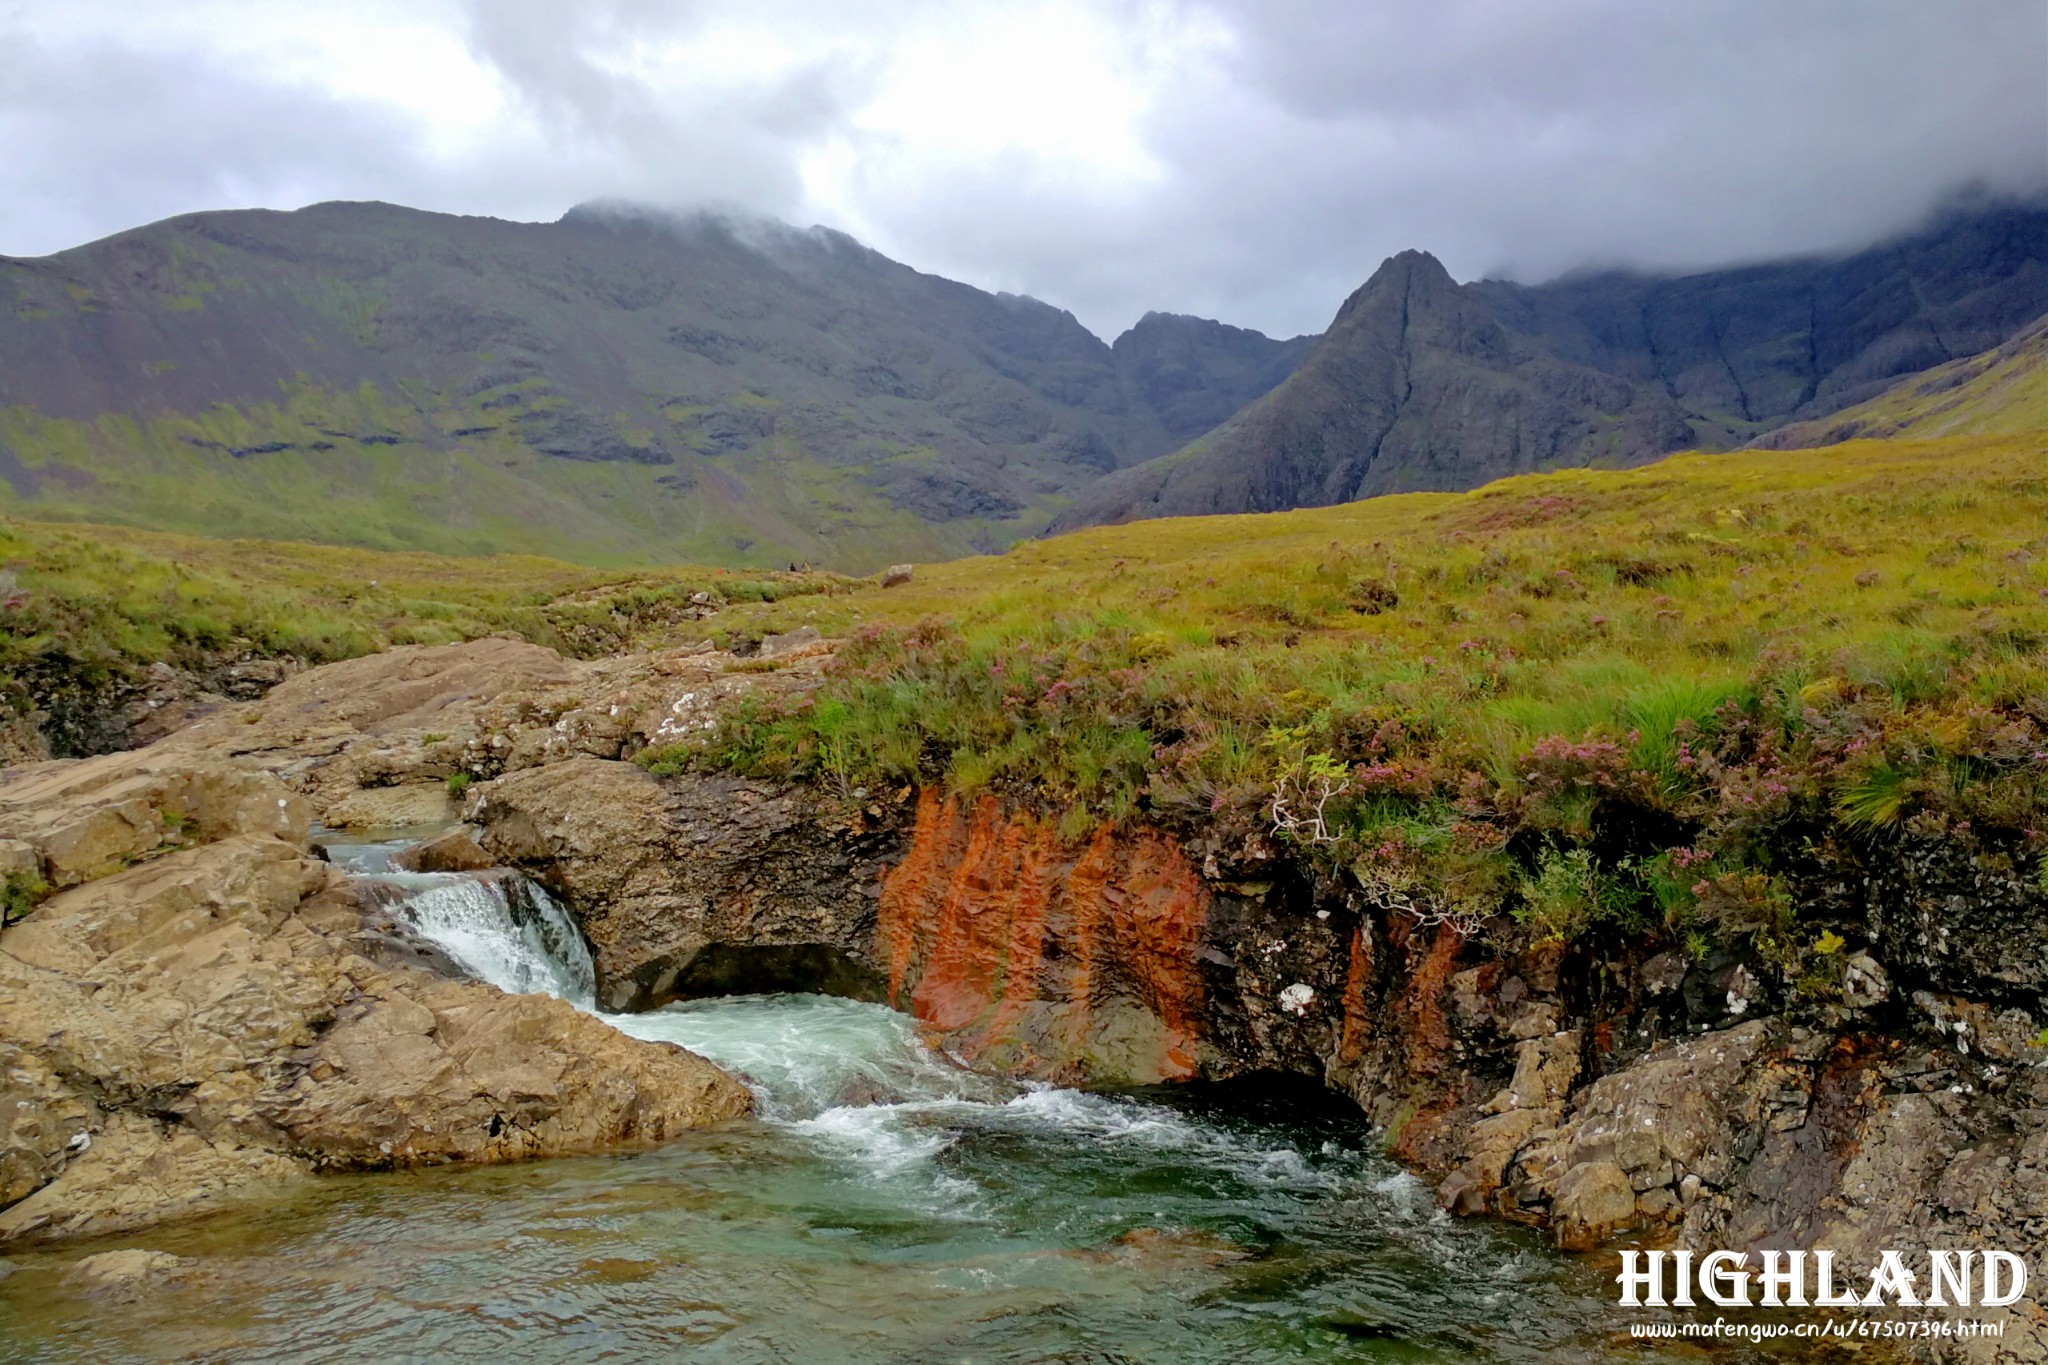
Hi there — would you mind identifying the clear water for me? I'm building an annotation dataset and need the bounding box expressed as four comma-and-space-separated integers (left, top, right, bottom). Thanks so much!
0, 838, 1744, 1363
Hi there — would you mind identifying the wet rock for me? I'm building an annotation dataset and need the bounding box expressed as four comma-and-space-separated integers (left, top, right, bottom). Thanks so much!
1551, 1161, 1637, 1250
0, 749, 750, 1248
392, 830, 495, 874
62, 1249, 198, 1301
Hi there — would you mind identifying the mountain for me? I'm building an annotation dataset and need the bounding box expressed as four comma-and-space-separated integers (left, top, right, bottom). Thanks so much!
1054, 200, 2048, 529
1759, 307, 2048, 446
0, 201, 1307, 569
1110, 312, 1316, 446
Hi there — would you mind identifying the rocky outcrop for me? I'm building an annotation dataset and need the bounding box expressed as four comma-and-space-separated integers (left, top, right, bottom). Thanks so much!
471, 758, 897, 1011
0, 747, 750, 1247
468, 774, 1385, 1088
462, 750, 2048, 1359
155, 635, 832, 828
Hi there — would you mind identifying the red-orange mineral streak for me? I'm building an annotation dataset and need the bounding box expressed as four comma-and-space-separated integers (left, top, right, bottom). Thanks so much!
876, 795, 1210, 1082
1401, 925, 1464, 1079
878, 790, 948, 1002
1337, 921, 1373, 1068
1062, 827, 1116, 1043
912, 796, 1007, 1030
980, 831, 1052, 1058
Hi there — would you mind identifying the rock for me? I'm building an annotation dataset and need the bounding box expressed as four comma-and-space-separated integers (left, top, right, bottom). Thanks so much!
323, 786, 456, 830
0, 839, 38, 881
757, 626, 824, 658
62, 1248, 197, 1300
1438, 1106, 1551, 1215
0, 749, 750, 1248
1841, 951, 1891, 1008
472, 772, 1223, 1087
1551, 1161, 1638, 1250
0, 751, 309, 887
1483, 1031, 1579, 1112
146, 637, 838, 827
471, 759, 894, 1012
880, 564, 914, 588
392, 830, 495, 874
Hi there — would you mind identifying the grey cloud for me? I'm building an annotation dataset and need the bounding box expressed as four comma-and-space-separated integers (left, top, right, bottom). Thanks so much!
0, 36, 428, 251
1, 1, 2042, 343
943, 0, 2048, 336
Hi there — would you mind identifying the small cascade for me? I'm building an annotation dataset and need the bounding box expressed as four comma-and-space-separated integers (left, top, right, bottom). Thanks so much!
326, 835, 596, 1006
374, 872, 597, 1005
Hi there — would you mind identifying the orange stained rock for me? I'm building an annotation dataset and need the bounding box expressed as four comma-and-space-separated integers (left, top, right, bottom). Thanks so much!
1338, 920, 1373, 1067
979, 830, 1052, 1058
876, 793, 1210, 1082
1401, 924, 1464, 1079
912, 795, 1009, 1030
878, 789, 947, 1002
1061, 825, 1116, 1056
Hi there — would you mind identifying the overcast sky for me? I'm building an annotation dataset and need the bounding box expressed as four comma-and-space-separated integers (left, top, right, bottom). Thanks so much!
3, 0, 2044, 339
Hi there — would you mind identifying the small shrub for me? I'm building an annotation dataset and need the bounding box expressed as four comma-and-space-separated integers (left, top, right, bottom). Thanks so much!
446, 772, 473, 798
1515, 846, 1641, 942
1346, 578, 1400, 615
2, 870, 50, 928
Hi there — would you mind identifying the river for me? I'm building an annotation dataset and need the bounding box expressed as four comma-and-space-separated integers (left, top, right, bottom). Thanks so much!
0, 837, 1759, 1362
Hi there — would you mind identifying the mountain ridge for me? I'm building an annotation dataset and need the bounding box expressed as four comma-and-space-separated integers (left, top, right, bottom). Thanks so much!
1055, 199, 2048, 531
0, 199, 1311, 569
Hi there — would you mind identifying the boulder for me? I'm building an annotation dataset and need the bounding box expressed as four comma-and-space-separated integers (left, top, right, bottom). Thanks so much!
757, 626, 824, 658
880, 564, 914, 588
392, 830, 495, 874
471, 759, 892, 1011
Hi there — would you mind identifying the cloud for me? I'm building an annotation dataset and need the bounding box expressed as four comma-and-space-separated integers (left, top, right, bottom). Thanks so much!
1, 0, 2042, 340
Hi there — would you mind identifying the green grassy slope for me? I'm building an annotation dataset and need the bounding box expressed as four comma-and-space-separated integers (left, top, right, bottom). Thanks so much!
0, 516, 850, 717
0, 201, 1307, 572
1763, 311, 2048, 446
690, 432, 2048, 963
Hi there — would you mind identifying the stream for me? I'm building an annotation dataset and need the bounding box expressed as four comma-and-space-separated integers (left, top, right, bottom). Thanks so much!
0, 835, 1754, 1362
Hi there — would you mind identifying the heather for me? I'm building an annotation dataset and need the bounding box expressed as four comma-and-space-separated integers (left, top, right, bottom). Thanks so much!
681, 434, 2048, 969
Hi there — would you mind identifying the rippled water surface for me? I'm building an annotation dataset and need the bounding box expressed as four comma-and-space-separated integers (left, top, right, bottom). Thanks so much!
0, 839, 1736, 1363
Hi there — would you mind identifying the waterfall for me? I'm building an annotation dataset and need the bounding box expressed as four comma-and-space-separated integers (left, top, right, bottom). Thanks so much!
380, 871, 597, 1005
327, 837, 597, 1006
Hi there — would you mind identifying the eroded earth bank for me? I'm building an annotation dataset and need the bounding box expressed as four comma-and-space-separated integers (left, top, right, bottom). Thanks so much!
3, 636, 2044, 1360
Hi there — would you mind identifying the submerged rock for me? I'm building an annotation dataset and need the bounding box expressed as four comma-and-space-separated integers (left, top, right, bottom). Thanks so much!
62, 1249, 199, 1301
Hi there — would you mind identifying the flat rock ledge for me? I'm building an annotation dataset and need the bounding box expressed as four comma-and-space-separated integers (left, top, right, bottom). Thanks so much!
0, 745, 751, 1248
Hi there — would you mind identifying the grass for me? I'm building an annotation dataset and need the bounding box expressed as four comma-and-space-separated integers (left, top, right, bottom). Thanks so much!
664, 432, 2048, 965
0, 517, 855, 748
1769, 315, 2048, 445
7, 430, 2047, 978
